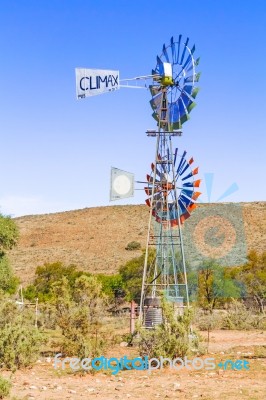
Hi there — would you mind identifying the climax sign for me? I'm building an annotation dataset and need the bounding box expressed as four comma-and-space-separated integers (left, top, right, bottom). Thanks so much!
75, 68, 119, 98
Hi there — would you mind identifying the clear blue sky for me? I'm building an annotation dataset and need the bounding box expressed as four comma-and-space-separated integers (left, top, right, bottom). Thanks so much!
0, 0, 265, 217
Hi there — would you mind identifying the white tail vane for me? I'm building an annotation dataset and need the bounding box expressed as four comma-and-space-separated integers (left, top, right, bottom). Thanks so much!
75, 68, 120, 99
110, 167, 134, 201
75, 68, 162, 99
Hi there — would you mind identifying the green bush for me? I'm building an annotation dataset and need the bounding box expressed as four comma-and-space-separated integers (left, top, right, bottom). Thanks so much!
0, 213, 19, 252
222, 300, 266, 330
0, 376, 11, 399
119, 249, 155, 301
0, 255, 19, 294
52, 276, 109, 360
136, 298, 197, 359
24, 262, 90, 302
125, 241, 141, 251
194, 309, 225, 331
0, 296, 45, 371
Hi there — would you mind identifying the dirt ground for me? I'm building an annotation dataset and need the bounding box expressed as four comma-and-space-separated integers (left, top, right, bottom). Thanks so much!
2, 330, 266, 400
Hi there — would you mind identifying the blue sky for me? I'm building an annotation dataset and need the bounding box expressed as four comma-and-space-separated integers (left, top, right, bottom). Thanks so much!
0, 0, 265, 217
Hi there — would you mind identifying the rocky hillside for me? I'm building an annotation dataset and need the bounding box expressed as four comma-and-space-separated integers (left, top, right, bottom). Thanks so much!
8, 202, 266, 285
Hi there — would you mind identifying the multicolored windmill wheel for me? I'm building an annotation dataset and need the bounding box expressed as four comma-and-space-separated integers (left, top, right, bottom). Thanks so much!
150, 35, 200, 130
145, 149, 201, 226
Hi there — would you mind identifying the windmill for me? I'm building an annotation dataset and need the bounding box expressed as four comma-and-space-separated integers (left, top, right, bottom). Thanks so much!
75, 35, 201, 328
138, 36, 201, 327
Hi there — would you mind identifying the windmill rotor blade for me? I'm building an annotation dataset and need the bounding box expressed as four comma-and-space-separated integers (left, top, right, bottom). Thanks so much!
182, 172, 193, 181
151, 163, 161, 179
192, 191, 201, 201
170, 36, 175, 62
157, 154, 167, 173
150, 91, 163, 111
180, 194, 193, 206
176, 150, 187, 176
177, 97, 187, 119
145, 198, 151, 207
156, 55, 164, 75
193, 179, 201, 187
169, 103, 180, 126
145, 187, 160, 196
180, 37, 189, 65
162, 43, 170, 63
167, 148, 170, 171
178, 199, 187, 214
180, 157, 194, 176
191, 87, 200, 99
146, 174, 159, 184
181, 188, 194, 198
180, 112, 190, 125
149, 85, 161, 96
184, 72, 201, 83
173, 148, 178, 166
181, 167, 199, 181
183, 85, 194, 96
187, 203, 197, 212
176, 44, 195, 79
151, 111, 159, 122
183, 179, 201, 188
180, 91, 195, 114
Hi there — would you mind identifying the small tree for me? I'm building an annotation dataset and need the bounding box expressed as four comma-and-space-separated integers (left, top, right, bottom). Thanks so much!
197, 259, 240, 312
52, 275, 108, 359
0, 213, 19, 254
233, 251, 266, 313
0, 213, 19, 294
24, 262, 89, 302
0, 294, 45, 371
0, 255, 19, 293
119, 249, 156, 301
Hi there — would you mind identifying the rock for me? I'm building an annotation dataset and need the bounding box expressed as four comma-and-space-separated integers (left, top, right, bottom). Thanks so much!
41, 386, 48, 391
120, 341, 128, 347
69, 389, 77, 394
29, 386, 38, 390
173, 383, 181, 391
46, 357, 52, 363
87, 388, 96, 393
55, 385, 63, 390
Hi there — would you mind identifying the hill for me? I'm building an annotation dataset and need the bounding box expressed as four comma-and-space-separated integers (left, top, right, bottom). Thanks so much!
8, 202, 266, 285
